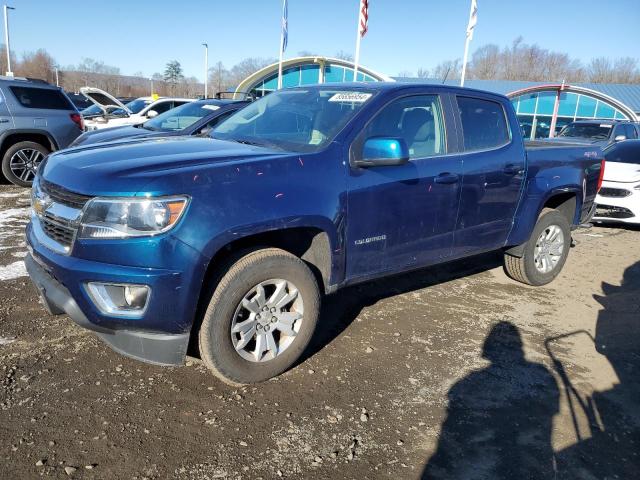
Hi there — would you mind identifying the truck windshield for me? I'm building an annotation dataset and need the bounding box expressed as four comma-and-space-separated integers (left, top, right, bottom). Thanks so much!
211, 87, 376, 152
558, 123, 612, 140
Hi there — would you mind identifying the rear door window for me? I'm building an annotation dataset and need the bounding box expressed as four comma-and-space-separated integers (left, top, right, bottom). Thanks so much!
457, 96, 510, 151
624, 124, 638, 139
9, 86, 73, 110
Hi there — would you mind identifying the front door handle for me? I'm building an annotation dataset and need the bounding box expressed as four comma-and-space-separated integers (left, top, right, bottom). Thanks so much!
434, 172, 460, 184
504, 164, 524, 175
0, 119, 9, 124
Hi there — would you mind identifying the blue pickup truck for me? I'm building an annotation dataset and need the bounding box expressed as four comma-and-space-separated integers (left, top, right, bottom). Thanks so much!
25, 83, 604, 384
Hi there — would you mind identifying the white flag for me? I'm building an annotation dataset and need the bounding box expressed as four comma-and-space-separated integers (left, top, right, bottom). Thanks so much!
466, 0, 478, 40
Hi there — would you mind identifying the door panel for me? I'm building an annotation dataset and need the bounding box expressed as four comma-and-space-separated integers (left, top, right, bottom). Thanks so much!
346, 94, 462, 280
452, 96, 525, 256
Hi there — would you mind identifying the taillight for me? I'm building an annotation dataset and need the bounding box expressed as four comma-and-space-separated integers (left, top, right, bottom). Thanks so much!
597, 158, 605, 192
70, 113, 84, 131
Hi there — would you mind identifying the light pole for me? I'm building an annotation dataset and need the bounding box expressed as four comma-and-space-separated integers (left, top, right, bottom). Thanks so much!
3, 5, 15, 77
202, 43, 208, 99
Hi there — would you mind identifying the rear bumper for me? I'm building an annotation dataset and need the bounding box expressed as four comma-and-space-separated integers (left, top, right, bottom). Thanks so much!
25, 251, 190, 367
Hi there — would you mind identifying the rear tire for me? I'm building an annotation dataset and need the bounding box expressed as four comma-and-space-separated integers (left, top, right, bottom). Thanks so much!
198, 248, 321, 385
2, 141, 49, 187
504, 209, 571, 286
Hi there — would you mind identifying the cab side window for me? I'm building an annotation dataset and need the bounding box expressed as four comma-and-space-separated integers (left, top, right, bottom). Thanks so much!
457, 96, 510, 151
364, 95, 446, 159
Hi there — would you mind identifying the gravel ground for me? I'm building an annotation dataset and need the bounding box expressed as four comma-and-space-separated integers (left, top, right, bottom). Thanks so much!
0, 184, 638, 479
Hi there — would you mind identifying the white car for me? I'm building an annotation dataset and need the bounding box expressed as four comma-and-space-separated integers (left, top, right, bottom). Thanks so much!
593, 140, 640, 225
80, 87, 193, 130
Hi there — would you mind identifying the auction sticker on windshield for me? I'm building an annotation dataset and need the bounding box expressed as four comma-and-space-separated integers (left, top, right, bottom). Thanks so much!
202, 105, 221, 111
329, 92, 372, 103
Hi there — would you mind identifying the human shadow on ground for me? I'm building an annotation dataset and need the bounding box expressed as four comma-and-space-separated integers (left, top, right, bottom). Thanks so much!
420, 321, 560, 479
553, 260, 640, 478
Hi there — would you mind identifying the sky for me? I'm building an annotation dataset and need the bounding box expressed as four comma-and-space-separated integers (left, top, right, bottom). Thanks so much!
6, 0, 640, 80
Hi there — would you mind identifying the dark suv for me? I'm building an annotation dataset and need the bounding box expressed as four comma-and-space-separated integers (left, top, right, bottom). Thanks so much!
0, 76, 83, 186
556, 120, 640, 146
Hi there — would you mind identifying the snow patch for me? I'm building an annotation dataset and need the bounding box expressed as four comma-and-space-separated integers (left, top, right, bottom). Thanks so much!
0, 261, 27, 281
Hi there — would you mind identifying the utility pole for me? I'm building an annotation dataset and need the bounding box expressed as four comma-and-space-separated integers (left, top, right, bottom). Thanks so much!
3, 5, 15, 77
55, 67, 59, 86
202, 43, 208, 99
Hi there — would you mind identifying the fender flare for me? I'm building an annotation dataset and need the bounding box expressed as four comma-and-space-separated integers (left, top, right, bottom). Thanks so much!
0, 129, 59, 152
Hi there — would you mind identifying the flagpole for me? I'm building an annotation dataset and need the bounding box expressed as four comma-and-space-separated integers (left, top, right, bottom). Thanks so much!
353, 10, 362, 82
460, 35, 471, 87
277, 0, 286, 89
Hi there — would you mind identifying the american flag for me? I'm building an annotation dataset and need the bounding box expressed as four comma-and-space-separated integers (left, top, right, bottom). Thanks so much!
281, 0, 289, 52
359, 0, 369, 38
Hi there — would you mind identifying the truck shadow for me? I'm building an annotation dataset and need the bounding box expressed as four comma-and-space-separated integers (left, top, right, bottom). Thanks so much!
418, 260, 640, 479
301, 250, 504, 364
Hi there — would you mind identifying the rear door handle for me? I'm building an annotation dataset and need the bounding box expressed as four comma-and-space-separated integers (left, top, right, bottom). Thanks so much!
434, 172, 460, 184
0, 119, 9, 124
504, 164, 524, 175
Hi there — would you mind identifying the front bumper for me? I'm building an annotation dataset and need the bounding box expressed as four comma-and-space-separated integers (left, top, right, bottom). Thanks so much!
593, 180, 640, 224
25, 252, 190, 366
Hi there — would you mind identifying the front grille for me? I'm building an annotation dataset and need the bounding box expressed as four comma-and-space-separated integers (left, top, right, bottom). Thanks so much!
599, 187, 631, 198
41, 213, 76, 248
40, 179, 92, 209
594, 204, 635, 219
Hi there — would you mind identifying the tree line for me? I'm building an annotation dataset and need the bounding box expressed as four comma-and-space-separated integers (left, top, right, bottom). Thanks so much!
0, 39, 637, 101
402, 37, 640, 84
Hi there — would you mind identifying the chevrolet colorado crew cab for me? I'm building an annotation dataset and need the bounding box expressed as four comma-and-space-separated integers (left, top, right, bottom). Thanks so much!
25, 83, 604, 385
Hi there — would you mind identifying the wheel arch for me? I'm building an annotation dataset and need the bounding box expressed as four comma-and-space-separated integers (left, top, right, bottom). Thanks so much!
0, 129, 58, 159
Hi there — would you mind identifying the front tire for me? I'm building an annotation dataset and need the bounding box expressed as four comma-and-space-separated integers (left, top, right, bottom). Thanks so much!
1, 141, 49, 187
198, 248, 321, 385
504, 209, 571, 286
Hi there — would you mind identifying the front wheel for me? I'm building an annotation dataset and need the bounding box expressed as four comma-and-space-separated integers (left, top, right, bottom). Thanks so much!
504, 209, 571, 286
2, 141, 49, 187
198, 248, 320, 385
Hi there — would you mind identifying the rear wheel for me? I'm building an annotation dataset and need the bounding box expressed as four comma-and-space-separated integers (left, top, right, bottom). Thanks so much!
2, 141, 49, 187
198, 248, 320, 385
504, 209, 571, 286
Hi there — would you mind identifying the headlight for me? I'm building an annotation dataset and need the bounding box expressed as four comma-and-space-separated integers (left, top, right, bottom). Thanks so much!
79, 196, 189, 239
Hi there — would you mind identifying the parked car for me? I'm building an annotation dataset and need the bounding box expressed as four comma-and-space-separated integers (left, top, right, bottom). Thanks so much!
70, 99, 249, 147
66, 92, 93, 111
80, 87, 192, 130
556, 120, 640, 145
25, 83, 604, 385
0, 76, 83, 186
593, 139, 640, 224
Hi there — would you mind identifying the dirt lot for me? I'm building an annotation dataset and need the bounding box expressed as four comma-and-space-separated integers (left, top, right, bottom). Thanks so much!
0, 184, 638, 479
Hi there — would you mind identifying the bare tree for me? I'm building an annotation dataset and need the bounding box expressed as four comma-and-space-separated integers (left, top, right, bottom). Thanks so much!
416, 67, 430, 79
334, 50, 354, 62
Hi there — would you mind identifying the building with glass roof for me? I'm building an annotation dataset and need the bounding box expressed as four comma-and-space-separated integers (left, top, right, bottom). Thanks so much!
235, 57, 640, 140
235, 56, 392, 98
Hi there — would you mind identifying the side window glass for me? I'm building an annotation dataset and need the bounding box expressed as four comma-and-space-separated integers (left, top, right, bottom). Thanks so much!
198, 111, 235, 134
624, 124, 637, 139
151, 102, 172, 115
457, 96, 510, 151
364, 95, 446, 159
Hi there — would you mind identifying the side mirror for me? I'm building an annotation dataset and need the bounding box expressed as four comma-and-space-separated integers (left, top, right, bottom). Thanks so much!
146, 110, 158, 118
614, 135, 626, 142
353, 137, 410, 167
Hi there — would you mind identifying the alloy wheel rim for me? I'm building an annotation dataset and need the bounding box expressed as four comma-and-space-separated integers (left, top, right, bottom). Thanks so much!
9, 148, 44, 183
533, 225, 565, 274
230, 279, 304, 362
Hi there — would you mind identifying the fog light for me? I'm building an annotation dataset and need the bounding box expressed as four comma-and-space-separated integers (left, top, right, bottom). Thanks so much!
86, 282, 150, 318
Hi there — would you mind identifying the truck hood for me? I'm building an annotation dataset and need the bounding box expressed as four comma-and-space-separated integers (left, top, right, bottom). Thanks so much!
41, 136, 285, 196
603, 161, 640, 183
